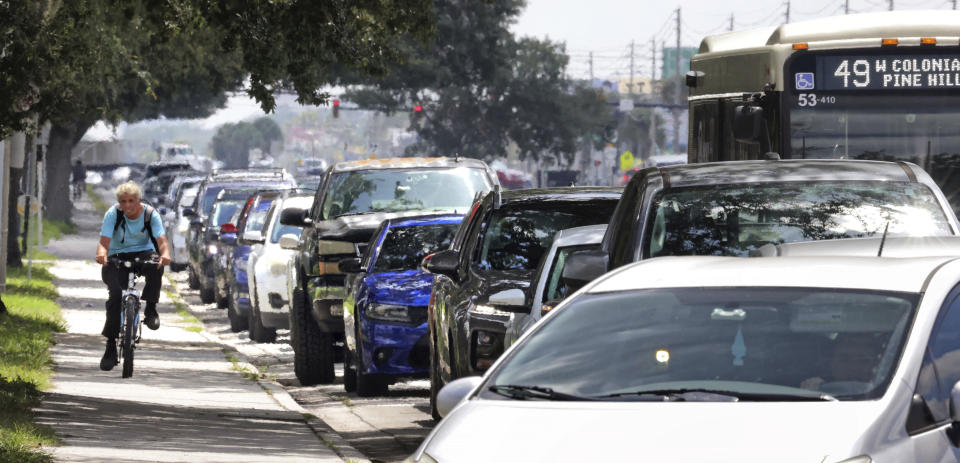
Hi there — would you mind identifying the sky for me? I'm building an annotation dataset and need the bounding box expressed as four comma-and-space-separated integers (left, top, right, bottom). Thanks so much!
512, 0, 960, 80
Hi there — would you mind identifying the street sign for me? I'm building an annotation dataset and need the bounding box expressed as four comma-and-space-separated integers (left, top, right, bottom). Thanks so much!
619, 151, 635, 171
16, 195, 38, 215
618, 99, 634, 112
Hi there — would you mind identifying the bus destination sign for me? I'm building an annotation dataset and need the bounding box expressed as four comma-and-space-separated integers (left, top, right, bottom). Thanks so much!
813, 55, 960, 91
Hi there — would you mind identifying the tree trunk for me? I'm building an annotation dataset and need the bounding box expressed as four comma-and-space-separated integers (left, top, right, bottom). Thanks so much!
6, 167, 23, 268
44, 121, 91, 224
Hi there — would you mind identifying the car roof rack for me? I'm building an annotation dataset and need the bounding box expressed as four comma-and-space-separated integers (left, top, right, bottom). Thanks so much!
210, 167, 288, 179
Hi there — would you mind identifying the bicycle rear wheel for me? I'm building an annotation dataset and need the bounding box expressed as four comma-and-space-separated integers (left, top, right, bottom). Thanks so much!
121, 297, 138, 378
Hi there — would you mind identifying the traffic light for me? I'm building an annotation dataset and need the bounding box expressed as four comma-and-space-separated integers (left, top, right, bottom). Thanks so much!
332, 99, 340, 119
413, 104, 423, 123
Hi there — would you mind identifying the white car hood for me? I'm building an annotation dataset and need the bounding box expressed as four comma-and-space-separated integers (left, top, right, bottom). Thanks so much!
425, 399, 886, 463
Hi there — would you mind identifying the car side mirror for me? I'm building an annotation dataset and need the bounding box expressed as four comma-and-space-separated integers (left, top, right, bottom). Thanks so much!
182, 207, 196, 218
487, 288, 527, 313
279, 233, 300, 250
561, 249, 609, 293
280, 207, 312, 227
239, 231, 265, 245
423, 249, 460, 281
437, 376, 483, 418
338, 257, 364, 274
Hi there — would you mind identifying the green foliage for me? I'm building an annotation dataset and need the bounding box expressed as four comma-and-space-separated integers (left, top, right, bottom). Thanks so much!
342, 0, 610, 163
252, 118, 283, 153
212, 121, 263, 168
0, 270, 63, 463
86, 185, 109, 214
6, 266, 58, 301
193, 0, 435, 112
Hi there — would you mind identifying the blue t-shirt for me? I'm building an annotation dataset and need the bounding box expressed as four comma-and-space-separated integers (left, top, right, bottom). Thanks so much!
100, 205, 166, 255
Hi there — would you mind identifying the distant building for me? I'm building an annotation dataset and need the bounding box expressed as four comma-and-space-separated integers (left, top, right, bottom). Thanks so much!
661, 47, 698, 78
615, 78, 654, 95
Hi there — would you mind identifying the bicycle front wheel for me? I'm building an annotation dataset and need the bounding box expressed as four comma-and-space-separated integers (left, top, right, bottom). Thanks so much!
121, 297, 138, 378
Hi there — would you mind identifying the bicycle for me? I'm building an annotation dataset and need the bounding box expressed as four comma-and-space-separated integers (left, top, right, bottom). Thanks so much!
72, 180, 84, 200
107, 256, 158, 378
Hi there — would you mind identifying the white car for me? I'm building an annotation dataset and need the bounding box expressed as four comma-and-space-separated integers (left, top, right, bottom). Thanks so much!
503, 224, 606, 348
167, 179, 203, 272
245, 194, 313, 342
414, 252, 960, 462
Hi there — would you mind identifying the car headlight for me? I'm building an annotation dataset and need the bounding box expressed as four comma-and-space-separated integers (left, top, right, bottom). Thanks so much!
207, 244, 218, 255
367, 304, 410, 322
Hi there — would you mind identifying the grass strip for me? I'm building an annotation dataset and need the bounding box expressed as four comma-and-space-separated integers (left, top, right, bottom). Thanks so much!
86, 185, 109, 214
0, 266, 62, 463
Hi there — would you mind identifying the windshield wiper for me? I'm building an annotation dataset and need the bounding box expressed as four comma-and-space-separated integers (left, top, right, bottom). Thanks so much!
597, 388, 837, 402
488, 384, 593, 401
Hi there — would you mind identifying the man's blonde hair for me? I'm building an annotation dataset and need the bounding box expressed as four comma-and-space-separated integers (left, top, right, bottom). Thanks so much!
115, 181, 142, 201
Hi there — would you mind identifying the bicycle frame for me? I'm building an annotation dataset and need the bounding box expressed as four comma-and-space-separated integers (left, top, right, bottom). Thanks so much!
112, 258, 152, 378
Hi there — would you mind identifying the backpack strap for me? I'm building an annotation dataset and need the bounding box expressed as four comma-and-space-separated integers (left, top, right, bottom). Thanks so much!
143, 205, 159, 253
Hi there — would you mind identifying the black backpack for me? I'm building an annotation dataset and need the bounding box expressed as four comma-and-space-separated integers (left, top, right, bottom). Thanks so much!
113, 205, 159, 253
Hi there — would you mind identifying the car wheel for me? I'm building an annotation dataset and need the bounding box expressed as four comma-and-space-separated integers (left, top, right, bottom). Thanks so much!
429, 329, 442, 421
199, 282, 215, 304
343, 345, 357, 393
248, 293, 277, 343
188, 266, 200, 289
290, 288, 335, 385
355, 322, 387, 397
227, 294, 248, 333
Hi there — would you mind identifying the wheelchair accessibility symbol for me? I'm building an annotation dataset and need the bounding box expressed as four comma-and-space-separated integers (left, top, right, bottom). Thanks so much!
795, 72, 815, 90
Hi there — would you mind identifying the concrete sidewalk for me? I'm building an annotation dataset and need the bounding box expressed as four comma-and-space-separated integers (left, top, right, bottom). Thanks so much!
34, 190, 346, 462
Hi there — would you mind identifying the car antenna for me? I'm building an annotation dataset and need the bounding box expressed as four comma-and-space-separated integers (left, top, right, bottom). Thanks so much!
877, 221, 890, 257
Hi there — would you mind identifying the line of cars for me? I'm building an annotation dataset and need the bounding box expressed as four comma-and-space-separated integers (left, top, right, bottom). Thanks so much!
157, 154, 960, 461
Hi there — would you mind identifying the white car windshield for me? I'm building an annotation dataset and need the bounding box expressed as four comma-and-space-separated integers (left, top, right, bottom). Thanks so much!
485, 287, 917, 401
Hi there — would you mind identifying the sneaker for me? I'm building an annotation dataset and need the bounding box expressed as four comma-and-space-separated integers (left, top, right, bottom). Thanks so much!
100, 339, 117, 371
144, 303, 160, 331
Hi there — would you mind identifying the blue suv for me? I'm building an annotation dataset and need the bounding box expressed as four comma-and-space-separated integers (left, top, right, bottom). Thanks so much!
341, 214, 463, 396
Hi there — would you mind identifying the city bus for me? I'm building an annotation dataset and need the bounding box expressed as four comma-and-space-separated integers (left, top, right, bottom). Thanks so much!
686, 10, 960, 211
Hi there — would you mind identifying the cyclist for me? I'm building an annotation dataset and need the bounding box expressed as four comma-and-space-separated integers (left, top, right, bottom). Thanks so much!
95, 181, 171, 371
71, 159, 85, 199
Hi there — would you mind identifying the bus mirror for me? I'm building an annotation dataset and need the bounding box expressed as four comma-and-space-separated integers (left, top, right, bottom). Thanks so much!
733, 105, 771, 153
685, 71, 704, 88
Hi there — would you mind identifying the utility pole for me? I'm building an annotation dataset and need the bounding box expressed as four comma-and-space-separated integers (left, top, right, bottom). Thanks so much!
845, 0, 850, 14
785, 0, 790, 23
650, 38, 656, 80
673, 7, 681, 156
589, 51, 594, 81
729, 13, 735, 32
629, 40, 636, 96
889, 0, 894, 10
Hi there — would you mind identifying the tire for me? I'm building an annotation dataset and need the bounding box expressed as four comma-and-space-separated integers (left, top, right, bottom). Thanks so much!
290, 288, 334, 385
355, 322, 387, 397
199, 282, 215, 304
227, 294, 249, 333
188, 266, 200, 289
248, 294, 277, 343
429, 330, 442, 421
343, 346, 357, 393
121, 299, 137, 379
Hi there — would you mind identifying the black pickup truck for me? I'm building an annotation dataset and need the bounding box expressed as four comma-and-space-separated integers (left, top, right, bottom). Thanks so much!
280, 157, 499, 385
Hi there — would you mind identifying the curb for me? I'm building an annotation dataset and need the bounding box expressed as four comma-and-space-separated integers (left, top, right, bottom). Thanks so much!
164, 276, 372, 463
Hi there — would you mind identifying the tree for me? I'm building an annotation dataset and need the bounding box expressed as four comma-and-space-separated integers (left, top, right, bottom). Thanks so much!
212, 121, 265, 168
252, 117, 283, 154
342, 0, 609, 163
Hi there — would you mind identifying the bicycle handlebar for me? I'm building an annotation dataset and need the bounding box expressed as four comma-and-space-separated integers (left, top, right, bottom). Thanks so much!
106, 256, 161, 270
